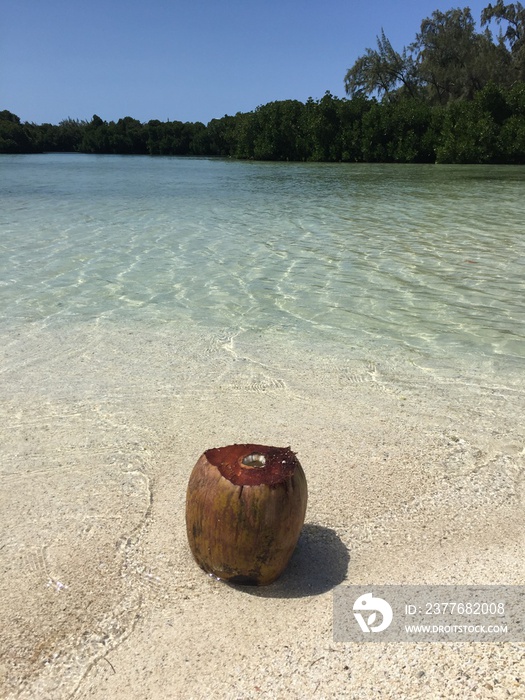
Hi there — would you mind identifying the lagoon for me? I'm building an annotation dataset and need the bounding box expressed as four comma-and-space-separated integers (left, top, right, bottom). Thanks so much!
2, 154, 524, 375
1, 154, 524, 699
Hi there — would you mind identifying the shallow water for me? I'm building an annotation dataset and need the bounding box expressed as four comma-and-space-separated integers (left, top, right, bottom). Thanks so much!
1, 154, 524, 699
2, 154, 524, 376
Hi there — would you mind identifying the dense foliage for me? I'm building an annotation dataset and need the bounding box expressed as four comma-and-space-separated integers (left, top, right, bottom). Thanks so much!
2, 3, 525, 164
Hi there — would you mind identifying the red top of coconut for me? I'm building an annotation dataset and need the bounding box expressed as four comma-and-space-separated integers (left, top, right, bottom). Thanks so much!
204, 443, 301, 487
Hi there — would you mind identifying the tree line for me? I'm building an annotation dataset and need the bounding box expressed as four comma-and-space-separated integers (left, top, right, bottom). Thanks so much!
2, 2, 525, 164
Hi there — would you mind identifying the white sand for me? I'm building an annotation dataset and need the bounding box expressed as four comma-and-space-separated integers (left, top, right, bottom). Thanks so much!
1, 321, 523, 699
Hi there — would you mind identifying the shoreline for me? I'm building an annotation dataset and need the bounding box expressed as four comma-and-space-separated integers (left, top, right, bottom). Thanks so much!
1, 320, 523, 698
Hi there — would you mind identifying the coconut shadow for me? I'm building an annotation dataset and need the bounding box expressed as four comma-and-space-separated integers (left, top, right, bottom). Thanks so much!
227, 524, 350, 599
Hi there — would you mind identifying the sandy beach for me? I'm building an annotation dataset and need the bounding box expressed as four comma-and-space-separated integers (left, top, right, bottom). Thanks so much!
0, 318, 523, 700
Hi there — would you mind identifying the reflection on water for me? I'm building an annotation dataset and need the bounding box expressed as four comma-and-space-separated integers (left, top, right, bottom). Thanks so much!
1, 155, 524, 370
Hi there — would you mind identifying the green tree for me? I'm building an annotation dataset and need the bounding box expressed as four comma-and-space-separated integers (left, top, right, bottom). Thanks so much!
205, 115, 238, 156
386, 100, 436, 162
232, 111, 256, 159
55, 118, 85, 151
435, 99, 498, 162
497, 82, 525, 161
79, 115, 110, 153
344, 6, 514, 108
344, 29, 420, 101
337, 96, 373, 162
0, 110, 21, 124
251, 100, 307, 160
108, 116, 147, 154
359, 102, 390, 161
482, 1, 525, 80
307, 92, 343, 161
356, 99, 435, 162
412, 8, 503, 104
0, 110, 39, 152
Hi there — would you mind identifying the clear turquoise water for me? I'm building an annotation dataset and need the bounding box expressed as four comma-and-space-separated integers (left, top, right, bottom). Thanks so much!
1, 153, 524, 379
1, 154, 525, 699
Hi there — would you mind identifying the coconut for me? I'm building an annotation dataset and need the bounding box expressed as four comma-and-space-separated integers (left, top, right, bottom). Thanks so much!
185, 443, 308, 585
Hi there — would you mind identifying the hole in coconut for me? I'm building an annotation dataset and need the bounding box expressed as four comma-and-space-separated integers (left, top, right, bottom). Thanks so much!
242, 453, 266, 468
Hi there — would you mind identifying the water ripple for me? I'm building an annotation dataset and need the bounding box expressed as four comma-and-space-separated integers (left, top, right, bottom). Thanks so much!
1, 156, 524, 365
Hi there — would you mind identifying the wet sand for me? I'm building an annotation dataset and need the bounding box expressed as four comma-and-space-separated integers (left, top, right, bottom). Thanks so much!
1, 321, 524, 699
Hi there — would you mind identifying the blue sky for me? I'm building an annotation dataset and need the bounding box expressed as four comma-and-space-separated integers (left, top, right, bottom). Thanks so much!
2, 0, 493, 125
